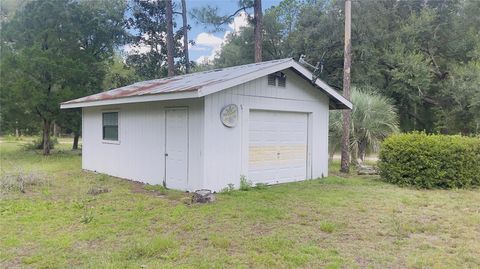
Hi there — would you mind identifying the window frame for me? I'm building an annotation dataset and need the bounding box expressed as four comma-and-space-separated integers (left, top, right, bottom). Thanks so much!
277, 72, 287, 87
267, 73, 277, 86
102, 110, 120, 144
267, 72, 287, 87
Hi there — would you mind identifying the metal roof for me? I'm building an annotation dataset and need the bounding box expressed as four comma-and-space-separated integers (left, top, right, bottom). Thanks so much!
61, 58, 352, 109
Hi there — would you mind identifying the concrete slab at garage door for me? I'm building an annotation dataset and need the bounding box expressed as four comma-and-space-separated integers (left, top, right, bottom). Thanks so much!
248, 110, 308, 184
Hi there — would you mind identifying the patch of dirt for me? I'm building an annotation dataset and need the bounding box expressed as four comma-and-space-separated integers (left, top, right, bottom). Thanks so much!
128, 179, 189, 204
129, 180, 162, 196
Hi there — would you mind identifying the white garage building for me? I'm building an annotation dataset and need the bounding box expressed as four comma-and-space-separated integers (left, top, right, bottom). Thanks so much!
61, 58, 352, 192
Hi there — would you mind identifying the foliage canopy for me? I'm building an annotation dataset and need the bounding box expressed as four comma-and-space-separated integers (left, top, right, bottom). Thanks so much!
214, 0, 480, 135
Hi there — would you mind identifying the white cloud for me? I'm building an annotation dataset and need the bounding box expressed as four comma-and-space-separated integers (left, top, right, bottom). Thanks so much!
122, 33, 159, 55
195, 55, 212, 65
123, 43, 151, 55
193, 11, 249, 63
122, 12, 250, 64
228, 11, 249, 33
191, 33, 224, 63
196, 32, 224, 47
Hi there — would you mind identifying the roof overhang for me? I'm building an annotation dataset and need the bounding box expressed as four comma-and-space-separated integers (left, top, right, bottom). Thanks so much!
60, 90, 199, 109
60, 59, 352, 110
289, 61, 352, 110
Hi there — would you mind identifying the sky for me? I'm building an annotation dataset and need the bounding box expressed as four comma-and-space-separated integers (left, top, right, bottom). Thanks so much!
123, 0, 281, 64
186, 0, 281, 63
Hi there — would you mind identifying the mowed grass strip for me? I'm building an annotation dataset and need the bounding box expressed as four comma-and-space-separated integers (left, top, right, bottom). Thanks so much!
0, 139, 479, 268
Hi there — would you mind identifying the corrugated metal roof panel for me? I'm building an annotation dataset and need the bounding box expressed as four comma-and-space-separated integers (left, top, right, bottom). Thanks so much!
63, 58, 293, 105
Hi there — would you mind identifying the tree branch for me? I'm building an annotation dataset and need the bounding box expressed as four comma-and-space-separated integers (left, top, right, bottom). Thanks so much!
35, 106, 44, 119
191, 5, 250, 31
218, 6, 249, 25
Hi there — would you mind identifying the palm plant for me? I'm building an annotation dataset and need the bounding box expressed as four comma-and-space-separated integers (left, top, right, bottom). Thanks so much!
330, 87, 399, 163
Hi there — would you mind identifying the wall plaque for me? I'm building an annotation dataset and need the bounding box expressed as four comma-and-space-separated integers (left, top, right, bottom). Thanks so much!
220, 104, 238, 127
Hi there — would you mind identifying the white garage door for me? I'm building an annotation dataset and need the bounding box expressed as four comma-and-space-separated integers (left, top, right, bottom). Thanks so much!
248, 110, 308, 184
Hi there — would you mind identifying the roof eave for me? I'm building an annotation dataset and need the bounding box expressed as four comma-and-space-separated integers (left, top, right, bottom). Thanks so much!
60, 90, 200, 109
289, 62, 352, 110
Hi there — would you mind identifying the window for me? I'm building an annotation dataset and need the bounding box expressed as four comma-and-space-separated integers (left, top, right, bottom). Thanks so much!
102, 112, 118, 141
267, 72, 286, 87
277, 73, 287, 87
267, 74, 276, 86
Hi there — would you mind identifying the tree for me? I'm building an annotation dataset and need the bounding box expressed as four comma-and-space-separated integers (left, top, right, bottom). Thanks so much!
181, 0, 190, 74
0, 45, 40, 136
330, 88, 399, 163
214, 27, 255, 68
212, 0, 479, 135
0, 0, 29, 23
213, 1, 303, 67
1, 0, 126, 154
287, 0, 480, 135
253, 0, 263, 62
192, 0, 263, 62
340, 0, 352, 173
64, 0, 127, 150
126, 0, 183, 80
166, 0, 175, 77
102, 55, 139, 91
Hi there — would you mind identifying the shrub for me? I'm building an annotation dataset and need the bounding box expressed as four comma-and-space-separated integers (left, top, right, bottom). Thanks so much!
0, 169, 47, 193
23, 136, 58, 150
80, 206, 94, 224
87, 186, 110, 195
220, 183, 235, 194
319, 221, 336, 233
330, 87, 399, 162
239, 175, 252, 191
378, 132, 480, 189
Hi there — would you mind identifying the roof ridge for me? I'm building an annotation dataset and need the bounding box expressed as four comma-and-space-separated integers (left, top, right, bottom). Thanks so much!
141, 57, 293, 83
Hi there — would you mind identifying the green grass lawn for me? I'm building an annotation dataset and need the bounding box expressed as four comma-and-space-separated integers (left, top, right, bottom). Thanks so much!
1, 139, 479, 268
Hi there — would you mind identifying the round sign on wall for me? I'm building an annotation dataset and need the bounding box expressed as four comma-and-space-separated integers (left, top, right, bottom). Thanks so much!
220, 104, 238, 127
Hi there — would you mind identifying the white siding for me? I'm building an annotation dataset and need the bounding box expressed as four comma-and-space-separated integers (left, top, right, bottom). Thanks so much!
82, 98, 204, 191
204, 69, 330, 191
81, 69, 331, 192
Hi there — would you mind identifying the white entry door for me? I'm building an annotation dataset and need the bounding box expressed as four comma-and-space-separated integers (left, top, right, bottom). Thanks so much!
248, 110, 308, 185
165, 108, 188, 190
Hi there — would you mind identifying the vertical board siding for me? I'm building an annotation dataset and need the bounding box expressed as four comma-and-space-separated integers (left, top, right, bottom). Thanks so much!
82, 68, 331, 192
204, 69, 330, 191
82, 98, 204, 190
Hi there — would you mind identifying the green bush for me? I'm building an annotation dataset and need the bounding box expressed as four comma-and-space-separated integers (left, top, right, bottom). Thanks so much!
24, 136, 58, 150
378, 132, 480, 189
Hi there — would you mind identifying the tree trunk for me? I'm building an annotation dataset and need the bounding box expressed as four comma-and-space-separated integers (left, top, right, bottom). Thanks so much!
166, 0, 175, 77
15, 120, 19, 137
351, 148, 359, 166
340, 0, 352, 173
42, 118, 51, 155
72, 132, 80, 150
53, 121, 60, 137
253, 0, 263, 63
358, 140, 367, 163
181, 0, 190, 74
